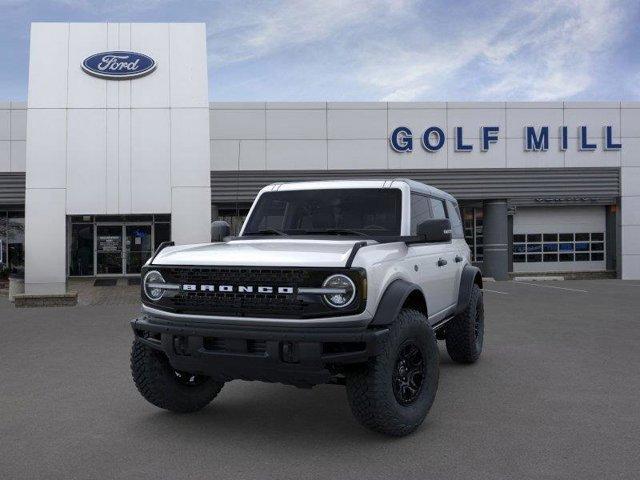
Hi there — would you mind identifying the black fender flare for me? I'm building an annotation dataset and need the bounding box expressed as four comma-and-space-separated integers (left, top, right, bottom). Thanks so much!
370, 279, 426, 326
455, 265, 483, 315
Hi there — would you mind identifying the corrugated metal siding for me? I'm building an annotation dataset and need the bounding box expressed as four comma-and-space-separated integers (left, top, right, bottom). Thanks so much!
211, 168, 620, 205
0, 173, 26, 206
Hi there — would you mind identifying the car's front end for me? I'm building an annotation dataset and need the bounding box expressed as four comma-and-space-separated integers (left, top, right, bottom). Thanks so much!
131, 239, 387, 387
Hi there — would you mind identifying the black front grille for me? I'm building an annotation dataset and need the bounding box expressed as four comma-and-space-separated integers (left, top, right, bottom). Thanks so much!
145, 266, 366, 319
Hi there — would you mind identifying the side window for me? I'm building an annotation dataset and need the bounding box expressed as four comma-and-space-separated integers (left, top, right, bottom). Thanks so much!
410, 194, 432, 234
446, 200, 464, 239
430, 198, 447, 220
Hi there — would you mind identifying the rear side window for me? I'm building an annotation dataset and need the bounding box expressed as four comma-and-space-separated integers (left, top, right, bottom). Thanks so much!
410, 194, 432, 234
446, 200, 464, 239
430, 198, 447, 219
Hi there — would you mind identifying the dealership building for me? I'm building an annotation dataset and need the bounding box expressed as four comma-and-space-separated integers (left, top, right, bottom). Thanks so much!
1, 22, 640, 296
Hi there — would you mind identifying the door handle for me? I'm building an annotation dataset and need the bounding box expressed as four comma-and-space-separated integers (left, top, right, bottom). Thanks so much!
455, 255, 463, 263
437, 258, 448, 267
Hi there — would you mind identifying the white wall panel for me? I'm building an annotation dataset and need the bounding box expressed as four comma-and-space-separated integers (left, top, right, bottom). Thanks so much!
327, 110, 386, 139
621, 196, 640, 226
117, 23, 132, 109
621, 225, 640, 255
328, 140, 387, 169
171, 186, 211, 244
239, 140, 266, 170
10, 109, 27, 140
621, 138, 640, 167
446, 138, 506, 169
211, 140, 239, 170
506, 108, 563, 138
106, 23, 119, 108
0, 110, 9, 140
266, 140, 327, 170
266, 109, 326, 139
131, 23, 170, 108
130, 108, 171, 212
171, 108, 210, 186
621, 166, 640, 196
506, 138, 565, 168
106, 109, 119, 213
169, 23, 208, 107
24, 188, 66, 294
117, 109, 132, 213
67, 23, 108, 109
0, 141, 9, 171
564, 144, 620, 167
25, 109, 67, 189
564, 107, 620, 138
621, 108, 640, 138
621, 254, 640, 279
210, 109, 265, 140
66, 109, 107, 214
11, 141, 26, 172
28, 23, 68, 108
447, 108, 506, 140
387, 108, 447, 140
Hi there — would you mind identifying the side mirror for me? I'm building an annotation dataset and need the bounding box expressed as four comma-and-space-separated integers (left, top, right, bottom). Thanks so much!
416, 218, 452, 243
211, 220, 231, 242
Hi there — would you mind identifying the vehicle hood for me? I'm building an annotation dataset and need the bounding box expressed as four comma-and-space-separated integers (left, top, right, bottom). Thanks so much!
151, 238, 368, 268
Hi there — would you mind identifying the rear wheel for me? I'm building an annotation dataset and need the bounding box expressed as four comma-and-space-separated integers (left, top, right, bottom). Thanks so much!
445, 283, 484, 363
345, 309, 439, 436
131, 340, 224, 413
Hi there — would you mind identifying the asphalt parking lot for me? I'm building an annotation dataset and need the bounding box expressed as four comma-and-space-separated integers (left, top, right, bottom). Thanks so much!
1, 280, 639, 480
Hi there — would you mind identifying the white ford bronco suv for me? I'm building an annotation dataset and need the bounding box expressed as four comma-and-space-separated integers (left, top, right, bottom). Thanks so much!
130, 179, 484, 436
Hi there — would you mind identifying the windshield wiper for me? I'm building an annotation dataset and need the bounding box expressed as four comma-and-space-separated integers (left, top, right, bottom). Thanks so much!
302, 229, 369, 237
244, 229, 288, 236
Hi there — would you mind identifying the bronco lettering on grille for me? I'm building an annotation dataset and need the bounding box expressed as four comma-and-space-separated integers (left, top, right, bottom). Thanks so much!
181, 284, 294, 294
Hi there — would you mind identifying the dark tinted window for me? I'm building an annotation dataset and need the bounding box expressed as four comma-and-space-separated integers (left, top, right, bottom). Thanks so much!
410, 194, 432, 235
243, 189, 402, 236
445, 200, 464, 239
430, 198, 447, 219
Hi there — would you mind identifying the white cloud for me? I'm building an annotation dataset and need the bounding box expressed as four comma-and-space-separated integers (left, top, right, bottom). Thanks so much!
356, 0, 627, 101
208, 0, 412, 66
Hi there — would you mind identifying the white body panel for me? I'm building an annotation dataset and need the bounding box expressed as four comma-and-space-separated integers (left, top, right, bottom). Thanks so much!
152, 179, 468, 326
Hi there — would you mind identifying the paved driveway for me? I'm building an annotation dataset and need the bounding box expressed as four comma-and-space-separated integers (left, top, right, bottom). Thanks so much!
1, 280, 639, 479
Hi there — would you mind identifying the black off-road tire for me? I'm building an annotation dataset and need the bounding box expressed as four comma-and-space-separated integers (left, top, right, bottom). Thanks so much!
445, 283, 484, 363
345, 309, 439, 437
131, 340, 224, 413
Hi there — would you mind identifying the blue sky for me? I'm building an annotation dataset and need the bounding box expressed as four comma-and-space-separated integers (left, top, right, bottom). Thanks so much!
1, 0, 639, 101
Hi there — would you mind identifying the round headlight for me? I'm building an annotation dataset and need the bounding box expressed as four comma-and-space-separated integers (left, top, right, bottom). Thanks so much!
143, 270, 166, 301
322, 274, 356, 308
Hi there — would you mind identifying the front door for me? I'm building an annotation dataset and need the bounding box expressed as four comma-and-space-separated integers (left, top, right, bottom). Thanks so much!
96, 225, 124, 275
125, 225, 153, 274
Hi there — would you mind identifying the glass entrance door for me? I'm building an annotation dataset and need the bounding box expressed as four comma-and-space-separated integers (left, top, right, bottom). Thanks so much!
96, 225, 124, 275
125, 225, 153, 274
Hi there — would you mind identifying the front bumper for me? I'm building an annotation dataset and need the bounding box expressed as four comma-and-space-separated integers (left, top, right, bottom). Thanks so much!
131, 314, 388, 387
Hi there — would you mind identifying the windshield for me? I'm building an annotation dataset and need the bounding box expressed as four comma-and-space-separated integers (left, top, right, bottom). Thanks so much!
242, 188, 402, 237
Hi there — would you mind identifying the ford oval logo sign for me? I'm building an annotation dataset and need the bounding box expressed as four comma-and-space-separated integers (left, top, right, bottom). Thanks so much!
82, 51, 156, 80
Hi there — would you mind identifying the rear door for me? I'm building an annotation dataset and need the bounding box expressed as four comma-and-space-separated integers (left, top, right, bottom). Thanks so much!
428, 197, 459, 312
405, 193, 452, 319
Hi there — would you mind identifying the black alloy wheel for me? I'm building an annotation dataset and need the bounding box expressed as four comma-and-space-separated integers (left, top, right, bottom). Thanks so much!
392, 340, 425, 406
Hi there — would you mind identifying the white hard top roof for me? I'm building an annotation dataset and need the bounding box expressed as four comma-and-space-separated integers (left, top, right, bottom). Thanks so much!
263, 179, 457, 203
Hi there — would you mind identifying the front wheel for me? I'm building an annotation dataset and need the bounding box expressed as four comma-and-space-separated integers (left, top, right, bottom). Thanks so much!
345, 309, 439, 436
131, 340, 224, 413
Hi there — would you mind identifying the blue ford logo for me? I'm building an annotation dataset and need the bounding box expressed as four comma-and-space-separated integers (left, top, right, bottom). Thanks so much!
82, 51, 156, 80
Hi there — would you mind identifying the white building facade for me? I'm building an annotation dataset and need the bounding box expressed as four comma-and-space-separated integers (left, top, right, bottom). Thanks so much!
0, 22, 639, 294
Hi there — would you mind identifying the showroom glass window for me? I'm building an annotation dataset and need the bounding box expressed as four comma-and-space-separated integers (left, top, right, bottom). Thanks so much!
512, 232, 605, 263
0, 211, 25, 274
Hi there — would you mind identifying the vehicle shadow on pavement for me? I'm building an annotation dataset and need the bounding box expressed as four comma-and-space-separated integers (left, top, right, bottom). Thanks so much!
125, 345, 466, 444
